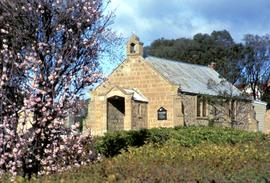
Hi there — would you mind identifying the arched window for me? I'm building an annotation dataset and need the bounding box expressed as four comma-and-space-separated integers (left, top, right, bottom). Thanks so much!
157, 107, 167, 120
130, 43, 136, 53
197, 96, 207, 117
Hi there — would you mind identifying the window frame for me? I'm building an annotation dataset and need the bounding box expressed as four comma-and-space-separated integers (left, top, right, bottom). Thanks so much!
157, 107, 167, 120
197, 96, 208, 118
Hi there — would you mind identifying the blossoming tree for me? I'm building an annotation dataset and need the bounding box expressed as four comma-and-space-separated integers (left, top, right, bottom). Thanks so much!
0, 0, 116, 179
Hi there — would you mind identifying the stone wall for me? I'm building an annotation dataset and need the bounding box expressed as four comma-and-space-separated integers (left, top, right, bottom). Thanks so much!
181, 94, 196, 125
181, 93, 256, 131
131, 101, 148, 129
207, 99, 255, 130
181, 94, 209, 126
85, 56, 184, 135
264, 110, 270, 133
84, 35, 258, 135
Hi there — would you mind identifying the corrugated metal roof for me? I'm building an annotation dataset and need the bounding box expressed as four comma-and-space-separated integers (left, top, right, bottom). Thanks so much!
145, 56, 242, 97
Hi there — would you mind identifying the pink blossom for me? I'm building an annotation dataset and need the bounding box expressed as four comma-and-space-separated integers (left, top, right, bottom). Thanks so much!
35, 98, 41, 102
0, 0, 108, 180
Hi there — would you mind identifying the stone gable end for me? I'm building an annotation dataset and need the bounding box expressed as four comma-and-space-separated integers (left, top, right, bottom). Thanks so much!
85, 56, 183, 135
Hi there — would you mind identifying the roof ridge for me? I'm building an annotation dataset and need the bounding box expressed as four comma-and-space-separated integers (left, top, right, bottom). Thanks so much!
145, 56, 211, 68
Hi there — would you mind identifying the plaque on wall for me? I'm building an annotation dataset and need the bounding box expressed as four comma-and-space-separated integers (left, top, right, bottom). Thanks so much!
157, 107, 167, 120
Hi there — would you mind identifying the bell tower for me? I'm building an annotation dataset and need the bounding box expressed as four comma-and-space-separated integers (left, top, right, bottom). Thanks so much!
127, 34, 144, 57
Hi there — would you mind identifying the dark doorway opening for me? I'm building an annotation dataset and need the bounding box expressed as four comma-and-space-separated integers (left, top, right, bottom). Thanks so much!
107, 96, 125, 131
130, 43, 136, 53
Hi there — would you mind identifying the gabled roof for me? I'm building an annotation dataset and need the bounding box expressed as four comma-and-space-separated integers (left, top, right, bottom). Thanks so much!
145, 56, 242, 97
106, 86, 149, 102
124, 88, 149, 102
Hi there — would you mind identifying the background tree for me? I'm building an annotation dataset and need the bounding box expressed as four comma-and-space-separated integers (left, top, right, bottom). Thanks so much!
206, 81, 254, 129
145, 30, 245, 84
146, 31, 270, 103
0, 0, 118, 179
242, 34, 270, 100
262, 86, 270, 109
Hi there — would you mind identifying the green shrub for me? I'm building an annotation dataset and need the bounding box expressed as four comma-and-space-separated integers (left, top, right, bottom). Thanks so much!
94, 131, 129, 157
28, 141, 270, 183
126, 128, 151, 147
8, 127, 270, 182
145, 127, 171, 144
95, 128, 154, 157
95, 126, 267, 157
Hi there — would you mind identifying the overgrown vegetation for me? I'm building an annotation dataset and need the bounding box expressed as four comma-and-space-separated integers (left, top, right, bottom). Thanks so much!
91, 126, 270, 182
95, 126, 266, 157
3, 126, 270, 182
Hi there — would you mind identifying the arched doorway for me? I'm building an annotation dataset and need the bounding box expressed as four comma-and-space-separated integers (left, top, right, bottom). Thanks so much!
107, 96, 125, 131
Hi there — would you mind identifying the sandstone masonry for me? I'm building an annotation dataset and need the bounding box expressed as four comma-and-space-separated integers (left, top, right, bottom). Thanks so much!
85, 35, 260, 135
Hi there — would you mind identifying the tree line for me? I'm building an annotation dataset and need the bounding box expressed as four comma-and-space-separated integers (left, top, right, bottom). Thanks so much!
145, 30, 270, 104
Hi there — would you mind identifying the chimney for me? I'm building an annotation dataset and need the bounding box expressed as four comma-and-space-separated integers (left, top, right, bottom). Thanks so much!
208, 62, 216, 70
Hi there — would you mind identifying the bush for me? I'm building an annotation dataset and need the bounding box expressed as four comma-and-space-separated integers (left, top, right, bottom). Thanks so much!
95, 126, 267, 157
25, 140, 270, 183
95, 127, 180, 157
172, 126, 266, 146
94, 131, 129, 157
5, 126, 270, 182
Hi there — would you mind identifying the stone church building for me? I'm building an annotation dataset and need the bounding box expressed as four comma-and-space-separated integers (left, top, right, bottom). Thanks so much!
85, 35, 258, 135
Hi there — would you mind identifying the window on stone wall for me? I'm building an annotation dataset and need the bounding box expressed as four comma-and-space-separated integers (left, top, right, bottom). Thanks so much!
197, 96, 207, 118
202, 98, 207, 117
138, 103, 142, 117
197, 96, 201, 117
229, 100, 236, 120
181, 102, 185, 115
157, 107, 167, 120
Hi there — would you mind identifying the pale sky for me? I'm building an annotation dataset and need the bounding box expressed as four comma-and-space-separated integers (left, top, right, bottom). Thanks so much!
109, 0, 270, 45
93, 0, 270, 98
